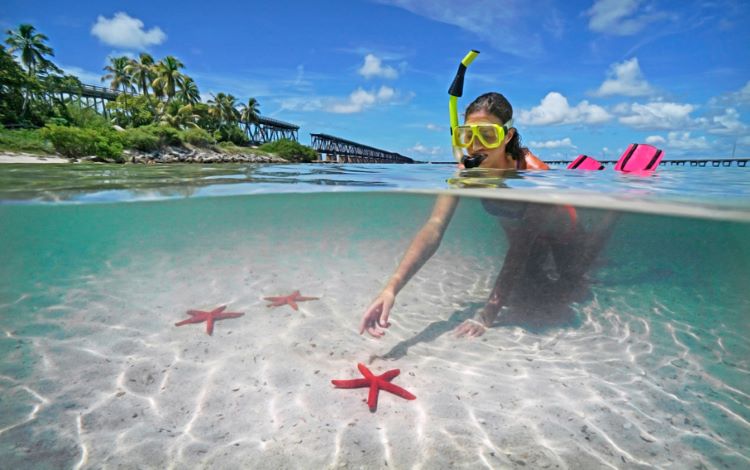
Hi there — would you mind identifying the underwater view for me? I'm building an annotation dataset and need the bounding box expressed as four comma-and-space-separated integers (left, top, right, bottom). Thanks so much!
1, 164, 748, 469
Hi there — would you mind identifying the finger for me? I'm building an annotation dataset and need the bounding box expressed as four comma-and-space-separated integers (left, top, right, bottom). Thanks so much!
453, 324, 470, 337
359, 303, 382, 334
366, 325, 385, 338
378, 302, 392, 328
468, 326, 485, 337
358, 315, 371, 335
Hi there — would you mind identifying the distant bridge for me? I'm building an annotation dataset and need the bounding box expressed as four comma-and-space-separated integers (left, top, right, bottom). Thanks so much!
243, 116, 299, 144
545, 159, 749, 168
310, 133, 414, 163
42, 84, 123, 118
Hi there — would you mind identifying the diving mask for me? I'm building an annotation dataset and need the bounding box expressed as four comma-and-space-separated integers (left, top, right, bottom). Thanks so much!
452, 120, 513, 150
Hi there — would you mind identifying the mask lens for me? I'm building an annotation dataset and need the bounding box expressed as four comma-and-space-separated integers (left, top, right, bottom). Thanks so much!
477, 125, 504, 148
454, 126, 474, 147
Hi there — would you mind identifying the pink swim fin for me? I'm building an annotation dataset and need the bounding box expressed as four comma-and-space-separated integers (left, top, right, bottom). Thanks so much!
615, 144, 664, 172
568, 154, 604, 170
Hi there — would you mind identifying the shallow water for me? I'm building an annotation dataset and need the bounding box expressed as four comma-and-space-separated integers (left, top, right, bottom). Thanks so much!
1, 164, 749, 468
1, 163, 749, 208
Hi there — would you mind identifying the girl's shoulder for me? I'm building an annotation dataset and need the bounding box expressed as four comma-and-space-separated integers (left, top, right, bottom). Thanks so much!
524, 149, 550, 170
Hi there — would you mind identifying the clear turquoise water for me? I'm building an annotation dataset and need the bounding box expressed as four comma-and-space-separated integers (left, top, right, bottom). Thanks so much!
0, 163, 748, 468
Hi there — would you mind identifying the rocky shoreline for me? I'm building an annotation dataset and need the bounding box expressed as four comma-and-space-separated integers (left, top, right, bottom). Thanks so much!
123, 146, 289, 164
0, 147, 292, 164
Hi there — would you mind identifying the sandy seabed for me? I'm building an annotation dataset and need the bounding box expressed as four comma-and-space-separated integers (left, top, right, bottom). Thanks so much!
1, 231, 748, 469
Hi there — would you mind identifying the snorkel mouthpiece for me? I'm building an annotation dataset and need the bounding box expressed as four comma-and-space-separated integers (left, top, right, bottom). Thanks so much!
462, 154, 487, 169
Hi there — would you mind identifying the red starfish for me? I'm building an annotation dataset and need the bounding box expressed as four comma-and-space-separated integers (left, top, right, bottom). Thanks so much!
174, 305, 244, 335
263, 290, 319, 311
331, 363, 416, 412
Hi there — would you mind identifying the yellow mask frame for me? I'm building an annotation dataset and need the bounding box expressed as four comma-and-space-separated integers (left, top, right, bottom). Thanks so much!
451, 120, 513, 149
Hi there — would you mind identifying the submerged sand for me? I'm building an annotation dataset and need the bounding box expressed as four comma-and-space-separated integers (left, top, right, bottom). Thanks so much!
2, 233, 747, 469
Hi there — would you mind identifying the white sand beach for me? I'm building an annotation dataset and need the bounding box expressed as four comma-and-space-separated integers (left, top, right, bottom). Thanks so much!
0, 152, 69, 163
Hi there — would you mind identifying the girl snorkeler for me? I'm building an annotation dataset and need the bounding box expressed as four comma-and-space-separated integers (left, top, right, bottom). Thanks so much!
359, 92, 616, 338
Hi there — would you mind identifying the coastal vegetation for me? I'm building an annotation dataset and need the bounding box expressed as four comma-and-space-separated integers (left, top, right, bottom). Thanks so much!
0, 24, 316, 163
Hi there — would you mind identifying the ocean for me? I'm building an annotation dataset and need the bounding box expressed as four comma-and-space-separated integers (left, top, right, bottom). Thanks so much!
1, 162, 748, 469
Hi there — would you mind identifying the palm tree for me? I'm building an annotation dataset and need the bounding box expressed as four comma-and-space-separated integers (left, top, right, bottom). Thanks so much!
4, 23, 59, 76
125, 53, 155, 97
102, 56, 133, 93
176, 77, 200, 105
5, 24, 60, 115
208, 92, 240, 128
159, 103, 200, 129
152, 55, 184, 101
240, 97, 260, 124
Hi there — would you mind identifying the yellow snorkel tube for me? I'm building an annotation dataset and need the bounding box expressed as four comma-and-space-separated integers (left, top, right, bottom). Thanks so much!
449, 50, 480, 165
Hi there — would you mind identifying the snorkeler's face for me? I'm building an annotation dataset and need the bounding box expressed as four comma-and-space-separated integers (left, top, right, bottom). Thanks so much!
464, 111, 515, 169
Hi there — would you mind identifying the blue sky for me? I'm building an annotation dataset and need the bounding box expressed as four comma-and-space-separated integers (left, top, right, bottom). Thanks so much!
3, 0, 750, 161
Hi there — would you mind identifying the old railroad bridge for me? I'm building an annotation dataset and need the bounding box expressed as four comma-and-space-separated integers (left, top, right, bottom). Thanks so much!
47, 83, 414, 164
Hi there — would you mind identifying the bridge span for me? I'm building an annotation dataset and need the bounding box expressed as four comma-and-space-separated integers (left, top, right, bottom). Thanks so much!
310, 133, 413, 163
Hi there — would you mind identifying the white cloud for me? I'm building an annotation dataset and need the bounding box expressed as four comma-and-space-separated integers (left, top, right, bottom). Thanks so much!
408, 143, 443, 155
585, 0, 670, 36
711, 80, 750, 107
617, 101, 695, 129
278, 96, 325, 112
518, 92, 612, 125
592, 58, 654, 97
725, 80, 750, 105
705, 108, 748, 135
278, 85, 407, 114
645, 135, 666, 145
426, 123, 445, 132
91, 12, 166, 49
375, 0, 557, 57
377, 85, 395, 100
358, 54, 398, 79
329, 86, 398, 114
646, 131, 710, 150
58, 64, 102, 85
738, 81, 750, 103
529, 137, 576, 149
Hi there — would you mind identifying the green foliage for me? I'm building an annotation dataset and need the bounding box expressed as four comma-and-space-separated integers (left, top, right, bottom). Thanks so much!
259, 139, 318, 162
41, 124, 123, 161
0, 45, 29, 125
145, 124, 181, 146
2, 26, 270, 162
41, 73, 83, 94
119, 127, 160, 151
213, 125, 249, 146
107, 94, 155, 128
0, 127, 53, 153
179, 127, 214, 147
62, 102, 109, 129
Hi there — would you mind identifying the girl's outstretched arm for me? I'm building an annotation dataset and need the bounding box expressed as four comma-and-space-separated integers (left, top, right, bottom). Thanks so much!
360, 194, 459, 337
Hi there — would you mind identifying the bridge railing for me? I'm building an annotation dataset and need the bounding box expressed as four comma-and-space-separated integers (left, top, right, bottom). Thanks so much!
310, 133, 413, 163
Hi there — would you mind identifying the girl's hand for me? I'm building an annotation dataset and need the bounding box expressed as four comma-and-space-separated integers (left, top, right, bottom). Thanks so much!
453, 318, 488, 338
359, 291, 395, 337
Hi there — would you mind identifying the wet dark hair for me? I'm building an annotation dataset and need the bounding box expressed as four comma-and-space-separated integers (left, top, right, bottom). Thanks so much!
465, 92, 526, 161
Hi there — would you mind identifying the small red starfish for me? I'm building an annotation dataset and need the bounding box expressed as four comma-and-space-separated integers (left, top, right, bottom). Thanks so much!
263, 290, 319, 311
331, 363, 416, 412
174, 305, 244, 335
